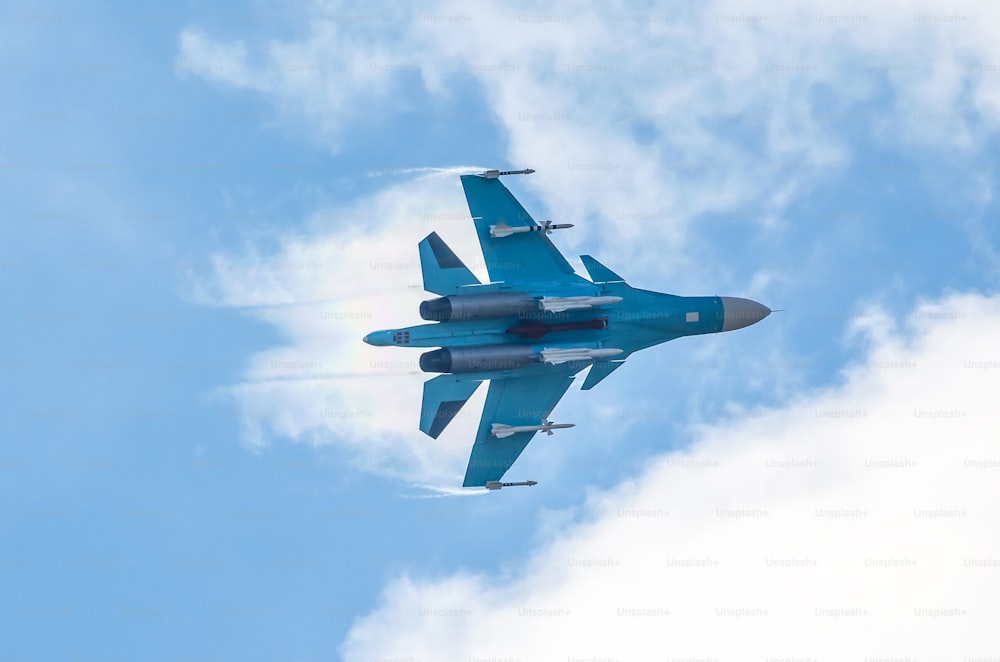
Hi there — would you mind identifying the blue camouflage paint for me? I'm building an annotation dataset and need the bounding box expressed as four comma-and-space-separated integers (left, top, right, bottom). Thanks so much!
365, 172, 770, 487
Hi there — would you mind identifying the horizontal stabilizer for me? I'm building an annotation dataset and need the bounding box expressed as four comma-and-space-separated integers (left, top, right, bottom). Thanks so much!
419, 375, 482, 439
581, 360, 626, 390
418, 232, 481, 296
580, 255, 625, 283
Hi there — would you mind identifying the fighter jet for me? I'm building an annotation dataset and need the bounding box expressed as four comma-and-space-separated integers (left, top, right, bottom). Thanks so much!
364, 169, 771, 489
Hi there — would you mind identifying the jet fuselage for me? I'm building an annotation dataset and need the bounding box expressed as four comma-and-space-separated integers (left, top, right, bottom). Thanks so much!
362, 169, 772, 487
364, 282, 769, 374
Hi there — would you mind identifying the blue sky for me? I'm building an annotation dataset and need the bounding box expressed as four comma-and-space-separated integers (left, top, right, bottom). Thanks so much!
4, 1, 1000, 660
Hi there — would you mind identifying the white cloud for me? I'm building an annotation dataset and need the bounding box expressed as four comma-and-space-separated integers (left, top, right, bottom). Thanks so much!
340, 291, 1000, 660
177, 0, 1000, 487
176, 29, 257, 90
176, 15, 422, 143
186, 170, 499, 486
177, 0, 1000, 284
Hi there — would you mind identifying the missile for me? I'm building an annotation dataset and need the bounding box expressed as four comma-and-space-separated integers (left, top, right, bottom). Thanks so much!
538, 295, 622, 313
490, 220, 574, 238
492, 420, 575, 438
479, 168, 535, 179
540, 347, 623, 365
485, 480, 538, 490
506, 317, 608, 340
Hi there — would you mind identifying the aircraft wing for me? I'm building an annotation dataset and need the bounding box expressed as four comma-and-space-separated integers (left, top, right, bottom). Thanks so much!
462, 363, 586, 487
461, 174, 590, 285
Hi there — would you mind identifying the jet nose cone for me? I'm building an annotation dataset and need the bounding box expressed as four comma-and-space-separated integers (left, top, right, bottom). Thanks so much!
720, 297, 771, 331
363, 331, 393, 346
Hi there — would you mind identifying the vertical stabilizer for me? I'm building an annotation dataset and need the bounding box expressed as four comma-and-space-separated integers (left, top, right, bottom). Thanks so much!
418, 232, 481, 295
580, 255, 625, 283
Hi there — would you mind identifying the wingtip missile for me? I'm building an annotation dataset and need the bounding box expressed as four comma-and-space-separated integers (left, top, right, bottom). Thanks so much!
479, 168, 535, 179
491, 421, 575, 438
489, 222, 516, 238
491, 223, 565, 238
485, 480, 538, 490
490, 219, 573, 238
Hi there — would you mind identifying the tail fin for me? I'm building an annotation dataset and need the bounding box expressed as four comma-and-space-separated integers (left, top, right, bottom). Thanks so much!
581, 359, 626, 390
419, 375, 483, 439
418, 232, 481, 295
580, 255, 625, 284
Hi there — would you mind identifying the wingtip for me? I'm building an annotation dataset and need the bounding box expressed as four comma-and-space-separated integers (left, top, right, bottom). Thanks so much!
476, 168, 535, 179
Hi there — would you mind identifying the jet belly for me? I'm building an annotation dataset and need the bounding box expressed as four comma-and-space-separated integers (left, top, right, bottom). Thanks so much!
610, 293, 726, 338
607, 293, 770, 342
370, 302, 618, 348
363, 322, 509, 348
